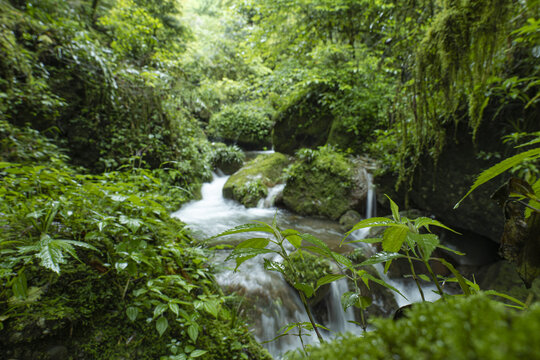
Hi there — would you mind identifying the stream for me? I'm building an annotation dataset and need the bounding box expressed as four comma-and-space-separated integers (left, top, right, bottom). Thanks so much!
172, 172, 440, 358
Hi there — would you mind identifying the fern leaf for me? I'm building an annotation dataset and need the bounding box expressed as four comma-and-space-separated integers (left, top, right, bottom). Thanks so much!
455, 147, 540, 209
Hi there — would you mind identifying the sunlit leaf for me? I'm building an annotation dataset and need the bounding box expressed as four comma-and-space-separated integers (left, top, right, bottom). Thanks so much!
382, 226, 408, 252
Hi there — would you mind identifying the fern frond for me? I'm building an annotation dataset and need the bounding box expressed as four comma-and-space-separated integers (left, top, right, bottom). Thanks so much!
455, 147, 540, 208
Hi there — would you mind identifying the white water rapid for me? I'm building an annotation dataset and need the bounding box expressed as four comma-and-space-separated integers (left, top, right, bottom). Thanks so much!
172, 172, 441, 358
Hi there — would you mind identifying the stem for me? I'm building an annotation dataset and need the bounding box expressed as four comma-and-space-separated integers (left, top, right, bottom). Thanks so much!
424, 259, 446, 301
405, 249, 425, 302
298, 291, 324, 343
280, 248, 324, 343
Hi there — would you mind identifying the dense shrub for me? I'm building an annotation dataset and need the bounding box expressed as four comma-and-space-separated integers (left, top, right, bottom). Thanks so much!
207, 102, 274, 149
287, 294, 540, 360
209, 142, 246, 174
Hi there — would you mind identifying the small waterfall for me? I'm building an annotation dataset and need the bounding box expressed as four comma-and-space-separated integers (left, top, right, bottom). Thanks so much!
365, 170, 376, 219
172, 174, 358, 359
257, 184, 285, 208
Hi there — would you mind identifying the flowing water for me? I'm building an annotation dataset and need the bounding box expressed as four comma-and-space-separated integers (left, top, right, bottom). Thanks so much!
172, 172, 439, 358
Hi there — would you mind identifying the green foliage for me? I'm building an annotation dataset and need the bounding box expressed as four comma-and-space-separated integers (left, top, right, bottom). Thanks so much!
283, 251, 332, 292
209, 142, 246, 174
0, 121, 267, 358
207, 102, 274, 149
287, 294, 540, 360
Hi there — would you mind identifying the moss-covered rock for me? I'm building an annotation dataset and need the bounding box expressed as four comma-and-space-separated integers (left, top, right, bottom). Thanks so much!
272, 84, 334, 155
282, 146, 368, 220
288, 294, 540, 360
223, 152, 291, 207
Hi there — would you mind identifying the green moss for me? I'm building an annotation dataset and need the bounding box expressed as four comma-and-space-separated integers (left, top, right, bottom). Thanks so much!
223, 152, 291, 207
272, 84, 335, 155
282, 146, 359, 220
288, 294, 540, 360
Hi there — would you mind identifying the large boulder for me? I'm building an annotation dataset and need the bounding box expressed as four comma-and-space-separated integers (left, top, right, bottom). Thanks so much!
375, 120, 525, 243
223, 152, 291, 207
272, 84, 334, 155
282, 147, 370, 220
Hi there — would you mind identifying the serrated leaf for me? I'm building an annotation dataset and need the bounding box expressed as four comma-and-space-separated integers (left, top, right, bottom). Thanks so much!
126, 307, 139, 322
286, 234, 302, 249
294, 282, 314, 298
347, 217, 399, 233
341, 292, 359, 311
382, 226, 409, 252
408, 233, 439, 260
358, 252, 404, 266
414, 217, 460, 233
316, 274, 346, 290
235, 238, 269, 250
263, 258, 286, 273
156, 316, 168, 337
385, 194, 401, 222
187, 324, 199, 342
38, 234, 63, 274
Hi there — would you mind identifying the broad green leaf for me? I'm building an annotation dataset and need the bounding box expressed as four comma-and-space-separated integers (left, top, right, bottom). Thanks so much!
190, 350, 208, 358
38, 234, 63, 274
286, 234, 303, 249
341, 291, 359, 311
119, 215, 143, 233
294, 282, 314, 298
413, 217, 460, 233
203, 300, 219, 318
187, 324, 199, 342
408, 233, 439, 260
300, 233, 331, 254
316, 274, 346, 290
358, 252, 405, 266
455, 147, 540, 208
209, 223, 274, 240
154, 303, 168, 318
156, 316, 168, 337
12, 271, 28, 299
126, 307, 139, 322
382, 226, 409, 252
263, 258, 286, 273
357, 296, 372, 310
169, 303, 180, 317
235, 238, 269, 250
385, 194, 401, 222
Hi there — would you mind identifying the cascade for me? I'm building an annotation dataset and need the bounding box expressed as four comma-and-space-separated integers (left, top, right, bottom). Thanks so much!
172, 171, 440, 358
